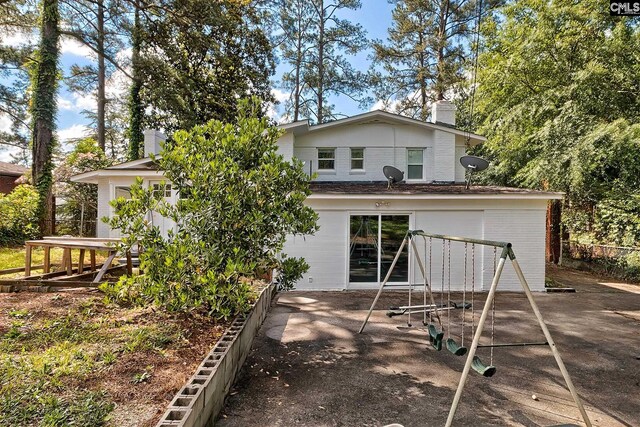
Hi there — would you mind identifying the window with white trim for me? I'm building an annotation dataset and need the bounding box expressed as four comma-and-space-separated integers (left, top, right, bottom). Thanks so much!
114, 186, 132, 199
350, 148, 364, 171
152, 183, 172, 198
317, 148, 335, 170
407, 149, 424, 180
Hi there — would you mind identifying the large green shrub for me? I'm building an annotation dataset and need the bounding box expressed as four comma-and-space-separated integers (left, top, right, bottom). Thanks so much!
102, 98, 318, 318
0, 184, 39, 246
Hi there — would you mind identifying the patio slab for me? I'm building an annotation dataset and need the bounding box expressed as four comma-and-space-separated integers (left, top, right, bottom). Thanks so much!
217, 267, 640, 427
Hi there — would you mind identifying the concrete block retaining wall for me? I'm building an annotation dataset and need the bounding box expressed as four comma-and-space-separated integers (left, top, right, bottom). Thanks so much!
156, 282, 276, 427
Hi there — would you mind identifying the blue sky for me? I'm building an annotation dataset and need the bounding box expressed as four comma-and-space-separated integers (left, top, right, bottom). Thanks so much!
0, 1, 394, 162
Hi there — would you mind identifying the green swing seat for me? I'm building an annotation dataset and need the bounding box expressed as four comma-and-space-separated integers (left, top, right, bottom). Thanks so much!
445, 338, 467, 356
428, 324, 444, 351
471, 356, 496, 377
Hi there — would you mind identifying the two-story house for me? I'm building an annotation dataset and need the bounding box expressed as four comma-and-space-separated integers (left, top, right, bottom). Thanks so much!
72, 101, 562, 292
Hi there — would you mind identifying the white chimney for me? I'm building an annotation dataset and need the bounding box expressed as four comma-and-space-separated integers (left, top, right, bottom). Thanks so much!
431, 100, 457, 126
143, 129, 167, 157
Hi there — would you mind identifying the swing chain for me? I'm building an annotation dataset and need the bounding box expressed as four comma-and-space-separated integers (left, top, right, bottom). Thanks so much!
490, 246, 497, 364
462, 243, 467, 345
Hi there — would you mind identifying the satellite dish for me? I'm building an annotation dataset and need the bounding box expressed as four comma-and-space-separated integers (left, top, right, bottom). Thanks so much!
460, 155, 489, 189
383, 165, 404, 189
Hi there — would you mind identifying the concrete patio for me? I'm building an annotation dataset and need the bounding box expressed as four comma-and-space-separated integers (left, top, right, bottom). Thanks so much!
217, 266, 640, 426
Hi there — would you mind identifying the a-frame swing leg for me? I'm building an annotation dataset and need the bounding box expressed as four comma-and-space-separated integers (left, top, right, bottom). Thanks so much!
511, 258, 592, 427
445, 250, 592, 427
445, 251, 507, 427
358, 235, 408, 334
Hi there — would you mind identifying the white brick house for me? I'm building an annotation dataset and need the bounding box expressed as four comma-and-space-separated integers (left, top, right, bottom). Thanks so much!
72, 101, 562, 291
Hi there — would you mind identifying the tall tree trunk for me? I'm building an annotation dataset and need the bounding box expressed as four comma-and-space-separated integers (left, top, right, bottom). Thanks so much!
128, 0, 143, 160
32, 0, 60, 237
316, 0, 324, 124
97, 0, 106, 151
418, 29, 428, 121
435, 0, 450, 101
546, 199, 562, 264
293, 6, 302, 122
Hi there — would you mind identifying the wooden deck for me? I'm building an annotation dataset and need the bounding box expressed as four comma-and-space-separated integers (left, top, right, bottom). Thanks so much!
0, 237, 132, 290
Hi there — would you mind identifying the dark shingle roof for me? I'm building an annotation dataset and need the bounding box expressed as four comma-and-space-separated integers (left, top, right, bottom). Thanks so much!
0, 161, 28, 176
309, 181, 562, 196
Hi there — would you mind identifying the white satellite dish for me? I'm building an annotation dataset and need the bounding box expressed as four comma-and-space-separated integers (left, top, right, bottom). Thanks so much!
383, 165, 404, 189
460, 155, 489, 189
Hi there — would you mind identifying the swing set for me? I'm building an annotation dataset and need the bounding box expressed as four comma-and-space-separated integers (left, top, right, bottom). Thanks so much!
359, 230, 592, 427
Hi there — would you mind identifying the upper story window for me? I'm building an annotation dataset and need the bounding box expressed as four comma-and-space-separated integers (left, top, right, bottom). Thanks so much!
407, 149, 424, 180
350, 148, 364, 171
318, 148, 335, 171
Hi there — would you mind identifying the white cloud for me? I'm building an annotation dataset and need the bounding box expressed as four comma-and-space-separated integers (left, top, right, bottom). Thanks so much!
265, 88, 291, 122
57, 124, 91, 144
60, 36, 94, 59
0, 114, 12, 133
74, 92, 96, 111
1, 28, 33, 47
57, 96, 75, 111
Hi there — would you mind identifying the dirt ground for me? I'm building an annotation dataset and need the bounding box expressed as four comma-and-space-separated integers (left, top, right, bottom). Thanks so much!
218, 265, 640, 427
0, 289, 227, 426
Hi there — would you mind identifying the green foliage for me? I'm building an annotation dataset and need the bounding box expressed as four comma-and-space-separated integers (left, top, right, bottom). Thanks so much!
30, 0, 60, 236
104, 97, 318, 317
371, 0, 488, 120
593, 197, 640, 246
471, 0, 640, 245
54, 138, 112, 236
275, 0, 368, 123
0, 184, 39, 245
0, 1, 35, 160
138, 0, 275, 133
277, 255, 310, 291
127, 4, 143, 161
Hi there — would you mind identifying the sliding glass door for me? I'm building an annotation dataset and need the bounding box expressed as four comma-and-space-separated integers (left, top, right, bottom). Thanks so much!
349, 214, 410, 284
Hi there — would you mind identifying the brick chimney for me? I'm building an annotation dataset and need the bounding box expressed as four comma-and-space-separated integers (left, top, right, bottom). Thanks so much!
431, 100, 457, 126
143, 129, 167, 157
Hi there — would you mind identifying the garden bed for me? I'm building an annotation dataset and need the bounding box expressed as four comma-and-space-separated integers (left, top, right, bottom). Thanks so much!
0, 289, 232, 426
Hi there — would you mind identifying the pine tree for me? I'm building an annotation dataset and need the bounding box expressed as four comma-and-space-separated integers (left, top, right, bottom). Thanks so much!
0, 1, 36, 160
372, 0, 480, 120
127, 0, 143, 160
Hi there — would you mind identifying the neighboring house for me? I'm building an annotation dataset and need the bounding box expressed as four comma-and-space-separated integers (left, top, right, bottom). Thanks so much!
0, 161, 28, 194
71, 101, 562, 292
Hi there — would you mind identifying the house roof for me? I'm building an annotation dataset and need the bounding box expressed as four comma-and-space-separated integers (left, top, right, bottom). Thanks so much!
309, 182, 564, 200
0, 161, 28, 176
71, 158, 159, 183
279, 110, 487, 145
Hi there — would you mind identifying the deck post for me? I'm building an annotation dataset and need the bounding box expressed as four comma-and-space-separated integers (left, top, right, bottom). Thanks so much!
44, 247, 51, 273
63, 248, 72, 275
25, 244, 33, 276
78, 249, 85, 273
90, 250, 96, 271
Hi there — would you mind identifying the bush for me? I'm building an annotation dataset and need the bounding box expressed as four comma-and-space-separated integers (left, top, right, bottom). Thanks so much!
0, 185, 39, 246
277, 255, 310, 291
102, 98, 318, 318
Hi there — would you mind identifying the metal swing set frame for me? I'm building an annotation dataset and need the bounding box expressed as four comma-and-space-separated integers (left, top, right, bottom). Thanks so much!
359, 230, 592, 427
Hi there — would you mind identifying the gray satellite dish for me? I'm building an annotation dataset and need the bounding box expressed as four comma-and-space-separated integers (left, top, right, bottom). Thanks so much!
460, 155, 489, 189
383, 165, 404, 189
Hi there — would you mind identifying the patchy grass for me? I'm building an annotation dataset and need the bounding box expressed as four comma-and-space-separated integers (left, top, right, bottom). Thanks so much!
0, 291, 229, 426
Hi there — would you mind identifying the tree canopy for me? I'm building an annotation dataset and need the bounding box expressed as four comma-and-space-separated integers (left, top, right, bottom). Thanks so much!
473, 0, 640, 243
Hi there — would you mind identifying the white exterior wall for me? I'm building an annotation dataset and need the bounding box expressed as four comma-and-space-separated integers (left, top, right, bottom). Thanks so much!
282, 211, 348, 290
291, 124, 446, 182
96, 178, 111, 238
95, 175, 175, 238
482, 209, 547, 291
285, 198, 548, 292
